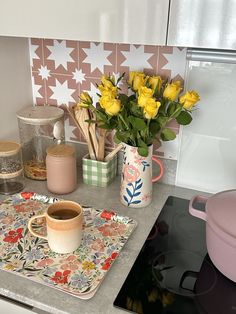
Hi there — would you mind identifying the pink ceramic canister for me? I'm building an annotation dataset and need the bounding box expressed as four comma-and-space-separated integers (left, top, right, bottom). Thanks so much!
46, 144, 77, 194
189, 189, 236, 282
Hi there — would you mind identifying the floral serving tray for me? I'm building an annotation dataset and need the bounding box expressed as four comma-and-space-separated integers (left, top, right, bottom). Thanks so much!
0, 192, 137, 299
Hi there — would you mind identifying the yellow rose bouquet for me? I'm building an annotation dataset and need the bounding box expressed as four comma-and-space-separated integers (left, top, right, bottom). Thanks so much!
77, 72, 200, 157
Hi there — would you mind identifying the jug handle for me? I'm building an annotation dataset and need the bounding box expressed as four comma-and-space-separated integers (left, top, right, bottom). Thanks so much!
189, 195, 209, 221
152, 156, 164, 183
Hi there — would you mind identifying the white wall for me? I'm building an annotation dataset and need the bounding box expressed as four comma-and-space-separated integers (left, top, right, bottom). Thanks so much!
0, 36, 33, 140
176, 60, 236, 193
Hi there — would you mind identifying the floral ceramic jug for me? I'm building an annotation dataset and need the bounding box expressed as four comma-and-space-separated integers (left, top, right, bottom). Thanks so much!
120, 143, 164, 207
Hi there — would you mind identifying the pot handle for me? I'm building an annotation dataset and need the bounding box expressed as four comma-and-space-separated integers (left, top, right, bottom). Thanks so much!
189, 195, 209, 221
179, 270, 198, 292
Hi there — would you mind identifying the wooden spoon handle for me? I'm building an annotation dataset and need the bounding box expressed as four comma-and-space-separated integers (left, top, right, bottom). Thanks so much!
97, 128, 107, 161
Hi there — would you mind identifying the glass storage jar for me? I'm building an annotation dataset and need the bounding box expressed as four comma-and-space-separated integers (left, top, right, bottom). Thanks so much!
17, 105, 64, 180
0, 141, 24, 195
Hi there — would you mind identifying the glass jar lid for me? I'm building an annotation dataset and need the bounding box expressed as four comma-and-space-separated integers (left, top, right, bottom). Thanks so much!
0, 141, 21, 156
17, 105, 64, 125
47, 144, 75, 157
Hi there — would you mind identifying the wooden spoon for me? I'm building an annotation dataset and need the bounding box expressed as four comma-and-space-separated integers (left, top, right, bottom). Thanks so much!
67, 106, 96, 160
97, 127, 107, 161
79, 108, 96, 160
88, 109, 99, 159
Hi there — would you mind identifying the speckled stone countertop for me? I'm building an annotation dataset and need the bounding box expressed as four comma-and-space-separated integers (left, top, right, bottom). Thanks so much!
0, 175, 210, 314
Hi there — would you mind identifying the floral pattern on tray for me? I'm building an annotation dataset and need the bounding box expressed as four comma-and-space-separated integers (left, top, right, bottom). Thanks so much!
0, 192, 137, 298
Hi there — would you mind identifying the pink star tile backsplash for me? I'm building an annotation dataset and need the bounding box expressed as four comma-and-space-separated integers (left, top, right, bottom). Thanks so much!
30, 38, 187, 160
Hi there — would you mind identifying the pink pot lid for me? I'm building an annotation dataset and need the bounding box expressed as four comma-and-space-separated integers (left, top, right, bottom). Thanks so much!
206, 189, 236, 238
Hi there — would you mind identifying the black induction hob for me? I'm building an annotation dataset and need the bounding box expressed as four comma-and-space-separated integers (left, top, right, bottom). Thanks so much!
113, 196, 236, 314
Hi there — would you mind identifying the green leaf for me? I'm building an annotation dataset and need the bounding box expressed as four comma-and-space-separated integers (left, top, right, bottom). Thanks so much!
94, 110, 107, 122
17, 243, 23, 254
113, 133, 121, 144
138, 146, 148, 157
137, 138, 148, 148
118, 93, 129, 105
167, 102, 178, 116
176, 111, 193, 125
129, 116, 146, 130
156, 115, 168, 127
129, 100, 143, 117
149, 121, 161, 136
161, 128, 176, 141
115, 130, 130, 143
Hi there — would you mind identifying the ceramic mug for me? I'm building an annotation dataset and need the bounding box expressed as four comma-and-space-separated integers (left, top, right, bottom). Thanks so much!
28, 201, 83, 254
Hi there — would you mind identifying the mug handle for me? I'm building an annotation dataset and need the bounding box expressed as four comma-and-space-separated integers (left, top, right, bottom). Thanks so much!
28, 213, 47, 240
152, 155, 164, 183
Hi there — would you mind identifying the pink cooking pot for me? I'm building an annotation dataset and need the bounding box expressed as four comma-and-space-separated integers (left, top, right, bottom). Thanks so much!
189, 189, 236, 282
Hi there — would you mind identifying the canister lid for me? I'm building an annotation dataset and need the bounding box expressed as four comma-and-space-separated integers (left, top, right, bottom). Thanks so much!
0, 141, 21, 156
17, 105, 64, 124
47, 144, 75, 157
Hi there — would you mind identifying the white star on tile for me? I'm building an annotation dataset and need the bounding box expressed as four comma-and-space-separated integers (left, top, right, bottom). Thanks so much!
87, 82, 100, 106
163, 48, 187, 79
30, 43, 40, 60
47, 40, 74, 69
83, 43, 112, 72
121, 45, 153, 70
32, 84, 42, 103
64, 115, 76, 141
72, 69, 86, 84
38, 65, 51, 80
50, 79, 75, 106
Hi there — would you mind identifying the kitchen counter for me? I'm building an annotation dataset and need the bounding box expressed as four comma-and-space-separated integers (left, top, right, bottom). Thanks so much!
0, 175, 211, 314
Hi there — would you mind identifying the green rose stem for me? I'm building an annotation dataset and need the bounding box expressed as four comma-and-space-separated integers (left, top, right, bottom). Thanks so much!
118, 113, 129, 130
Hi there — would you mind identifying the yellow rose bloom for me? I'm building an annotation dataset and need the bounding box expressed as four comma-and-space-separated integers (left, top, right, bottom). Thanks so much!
128, 72, 147, 91
80, 92, 92, 103
104, 98, 121, 116
138, 86, 154, 97
128, 71, 138, 86
163, 81, 182, 101
180, 90, 200, 110
138, 86, 154, 107
99, 95, 111, 109
77, 92, 92, 108
98, 84, 117, 98
143, 99, 161, 119
101, 75, 115, 89
149, 76, 162, 92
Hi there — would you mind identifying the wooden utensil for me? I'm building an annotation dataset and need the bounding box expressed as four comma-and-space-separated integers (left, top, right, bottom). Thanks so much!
67, 106, 96, 160
97, 128, 107, 161
87, 109, 99, 160
104, 143, 123, 162
78, 108, 96, 160
65, 106, 85, 138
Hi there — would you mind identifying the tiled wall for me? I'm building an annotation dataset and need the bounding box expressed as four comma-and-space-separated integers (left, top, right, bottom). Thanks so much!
30, 39, 187, 160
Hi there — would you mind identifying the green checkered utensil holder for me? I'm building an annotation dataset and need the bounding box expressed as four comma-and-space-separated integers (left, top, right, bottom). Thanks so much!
82, 153, 117, 187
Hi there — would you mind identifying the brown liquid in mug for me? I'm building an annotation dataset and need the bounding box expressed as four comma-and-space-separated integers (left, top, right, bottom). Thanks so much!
50, 209, 79, 220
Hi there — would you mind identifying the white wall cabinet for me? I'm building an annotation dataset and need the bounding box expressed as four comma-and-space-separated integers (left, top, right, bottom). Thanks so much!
167, 0, 236, 50
0, 37, 32, 141
0, 0, 169, 45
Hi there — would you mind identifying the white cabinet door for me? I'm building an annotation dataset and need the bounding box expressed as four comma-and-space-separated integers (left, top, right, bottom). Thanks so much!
167, 0, 236, 50
0, 0, 169, 45
0, 298, 35, 314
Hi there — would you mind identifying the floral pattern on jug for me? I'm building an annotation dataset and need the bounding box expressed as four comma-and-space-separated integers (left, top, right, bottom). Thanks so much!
120, 143, 164, 208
